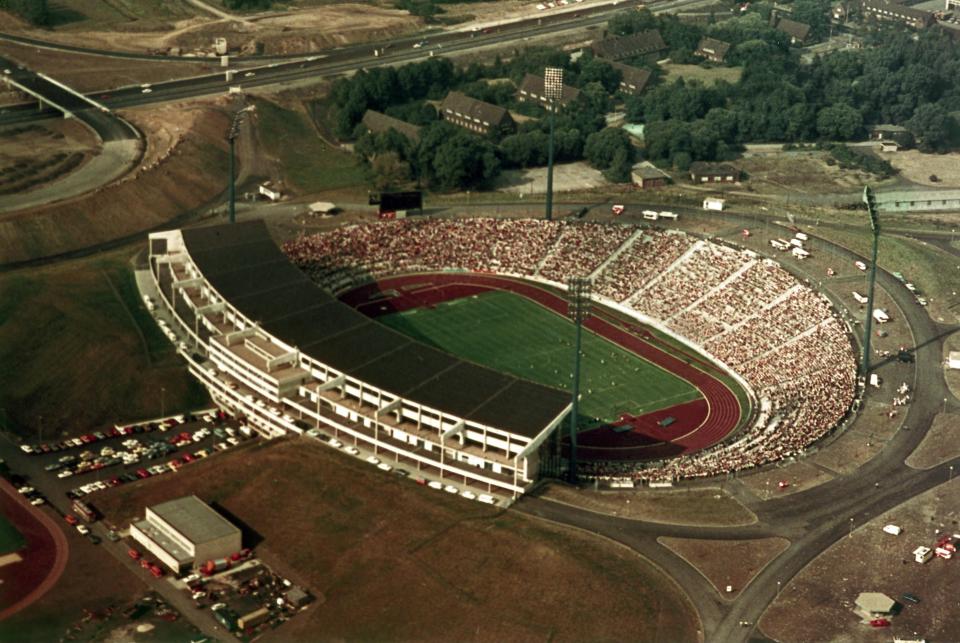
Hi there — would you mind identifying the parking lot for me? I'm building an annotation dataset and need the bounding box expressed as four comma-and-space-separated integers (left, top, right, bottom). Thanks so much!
8, 410, 257, 542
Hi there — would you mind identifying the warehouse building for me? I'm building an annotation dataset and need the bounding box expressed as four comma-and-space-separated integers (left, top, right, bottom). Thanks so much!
130, 496, 242, 573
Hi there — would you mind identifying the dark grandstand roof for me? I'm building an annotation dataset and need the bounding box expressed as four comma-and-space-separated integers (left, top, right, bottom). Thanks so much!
181, 221, 570, 438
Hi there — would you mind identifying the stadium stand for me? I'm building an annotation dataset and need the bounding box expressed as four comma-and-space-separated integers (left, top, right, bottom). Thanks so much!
284, 217, 858, 483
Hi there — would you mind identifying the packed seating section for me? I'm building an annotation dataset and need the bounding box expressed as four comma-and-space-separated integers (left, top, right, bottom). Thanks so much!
284, 218, 858, 482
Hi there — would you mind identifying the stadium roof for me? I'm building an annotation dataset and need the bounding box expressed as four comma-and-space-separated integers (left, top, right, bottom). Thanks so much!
181, 221, 570, 438
148, 495, 240, 545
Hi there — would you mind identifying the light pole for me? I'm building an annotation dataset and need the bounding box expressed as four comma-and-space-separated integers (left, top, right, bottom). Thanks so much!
849, 517, 854, 538
860, 186, 880, 377
950, 465, 954, 484
227, 104, 255, 224
544, 66, 564, 222
566, 277, 593, 483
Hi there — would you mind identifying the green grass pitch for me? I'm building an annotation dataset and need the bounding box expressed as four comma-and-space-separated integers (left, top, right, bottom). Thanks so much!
0, 512, 25, 555
379, 290, 701, 426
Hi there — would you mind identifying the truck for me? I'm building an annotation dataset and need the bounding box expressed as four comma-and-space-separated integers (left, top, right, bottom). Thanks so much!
72, 499, 98, 523
658, 211, 679, 220
642, 210, 659, 220
702, 197, 724, 211
872, 308, 890, 324
201, 557, 232, 576
770, 239, 790, 251
852, 291, 868, 304
791, 247, 809, 259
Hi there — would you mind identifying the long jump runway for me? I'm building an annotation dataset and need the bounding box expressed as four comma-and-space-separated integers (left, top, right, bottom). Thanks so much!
342, 273, 745, 462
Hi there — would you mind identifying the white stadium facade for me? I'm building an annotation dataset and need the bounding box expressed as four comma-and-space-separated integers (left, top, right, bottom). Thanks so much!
146, 221, 571, 502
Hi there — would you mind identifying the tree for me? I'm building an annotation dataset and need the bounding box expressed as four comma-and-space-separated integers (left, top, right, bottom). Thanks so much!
604, 147, 634, 183
816, 104, 863, 140
608, 8, 658, 36
500, 131, 549, 167
577, 57, 622, 94
428, 132, 500, 190
584, 128, 634, 170
371, 152, 411, 190
907, 104, 956, 152
0, 0, 50, 25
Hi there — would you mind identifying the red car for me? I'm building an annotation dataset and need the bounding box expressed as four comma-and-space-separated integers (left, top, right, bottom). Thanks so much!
136, 468, 150, 479
869, 618, 890, 628
181, 453, 195, 464
140, 558, 152, 569
149, 565, 164, 578
128, 548, 141, 560
64, 514, 79, 526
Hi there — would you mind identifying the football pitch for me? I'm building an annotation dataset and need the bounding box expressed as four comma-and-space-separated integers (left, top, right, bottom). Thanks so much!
379, 290, 701, 425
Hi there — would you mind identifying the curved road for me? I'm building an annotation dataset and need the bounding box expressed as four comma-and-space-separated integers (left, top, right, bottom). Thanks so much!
512, 212, 956, 641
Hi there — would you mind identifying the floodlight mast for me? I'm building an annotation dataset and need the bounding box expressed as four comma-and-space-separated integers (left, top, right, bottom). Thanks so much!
861, 186, 880, 376
566, 276, 592, 483
227, 104, 253, 224
544, 67, 563, 222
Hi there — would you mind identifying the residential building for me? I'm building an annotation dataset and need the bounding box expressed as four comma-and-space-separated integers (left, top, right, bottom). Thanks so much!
516, 73, 581, 109
631, 161, 671, 189
591, 30, 668, 63
439, 91, 515, 136
869, 124, 914, 148
689, 162, 741, 184
361, 110, 422, 143
607, 61, 652, 95
861, 0, 934, 28
775, 17, 812, 44
694, 37, 731, 63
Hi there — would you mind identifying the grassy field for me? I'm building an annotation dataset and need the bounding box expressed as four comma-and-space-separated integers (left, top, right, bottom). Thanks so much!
659, 62, 743, 86
254, 98, 367, 196
0, 513, 25, 555
379, 290, 701, 425
0, 246, 208, 441
815, 225, 960, 322
94, 438, 701, 642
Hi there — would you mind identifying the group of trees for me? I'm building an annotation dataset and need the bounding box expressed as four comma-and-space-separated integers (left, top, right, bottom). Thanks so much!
0, 0, 50, 25
627, 14, 960, 168
223, 0, 273, 9
331, 49, 636, 190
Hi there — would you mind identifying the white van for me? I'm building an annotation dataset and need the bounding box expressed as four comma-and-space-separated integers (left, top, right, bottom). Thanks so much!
794, 232, 808, 241
791, 247, 809, 259
882, 524, 902, 536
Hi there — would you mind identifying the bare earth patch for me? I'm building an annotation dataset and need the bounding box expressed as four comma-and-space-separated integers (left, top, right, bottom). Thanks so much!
905, 412, 960, 470
759, 478, 960, 642
737, 461, 835, 500
95, 438, 701, 642
542, 482, 757, 526
737, 150, 883, 195
659, 537, 790, 599
886, 149, 960, 187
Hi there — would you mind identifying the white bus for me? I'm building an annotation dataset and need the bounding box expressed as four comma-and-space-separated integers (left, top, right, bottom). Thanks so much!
770, 239, 790, 251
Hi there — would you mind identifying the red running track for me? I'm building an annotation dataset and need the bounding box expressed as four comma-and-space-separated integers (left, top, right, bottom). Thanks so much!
0, 478, 69, 620
342, 273, 745, 462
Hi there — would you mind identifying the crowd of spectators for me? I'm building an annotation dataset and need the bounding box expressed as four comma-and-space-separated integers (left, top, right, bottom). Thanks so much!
283, 217, 858, 482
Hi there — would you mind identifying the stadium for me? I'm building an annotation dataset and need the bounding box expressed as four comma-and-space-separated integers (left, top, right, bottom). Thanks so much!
147, 215, 858, 501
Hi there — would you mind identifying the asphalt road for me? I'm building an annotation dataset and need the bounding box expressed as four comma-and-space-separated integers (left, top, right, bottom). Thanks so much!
511, 210, 959, 641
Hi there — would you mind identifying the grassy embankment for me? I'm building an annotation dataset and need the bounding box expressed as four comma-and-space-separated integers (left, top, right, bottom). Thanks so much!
254, 98, 367, 197
44, 0, 199, 29
0, 247, 207, 441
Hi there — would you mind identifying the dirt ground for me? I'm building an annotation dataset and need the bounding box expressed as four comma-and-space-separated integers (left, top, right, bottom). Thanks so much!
738, 149, 892, 195
0, 102, 231, 265
658, 537, 790, 599
0, 119, 99, 196
1, 4, 420, 56
905, 412, 960, 470
886, 149, 960, 187
94, 438, 701, 642
759, 477, 960, 642
543, 482, 757, 526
